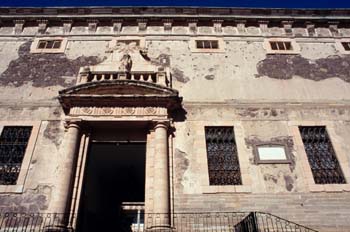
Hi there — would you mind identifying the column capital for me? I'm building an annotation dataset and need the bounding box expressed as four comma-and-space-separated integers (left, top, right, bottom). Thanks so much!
64, 119, 82, 129
153, 120, 170, 130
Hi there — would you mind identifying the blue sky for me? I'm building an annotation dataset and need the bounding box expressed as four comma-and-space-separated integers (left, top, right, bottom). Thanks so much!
0, 0, 350, 8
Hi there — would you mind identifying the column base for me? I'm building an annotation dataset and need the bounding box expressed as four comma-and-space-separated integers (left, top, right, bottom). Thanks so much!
43, 225, 74, 232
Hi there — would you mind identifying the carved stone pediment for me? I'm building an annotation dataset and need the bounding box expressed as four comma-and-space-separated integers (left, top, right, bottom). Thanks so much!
58, 80, 181, 114
59, 39, 181, 116
60, 80, 177, 96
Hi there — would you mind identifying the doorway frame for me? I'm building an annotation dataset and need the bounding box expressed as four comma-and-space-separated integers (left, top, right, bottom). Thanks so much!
66, 119, 174, 230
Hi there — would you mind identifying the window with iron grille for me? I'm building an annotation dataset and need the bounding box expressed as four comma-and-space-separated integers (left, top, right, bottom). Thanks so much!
116, 40, 140, 46
37, 40, 62, 49
299, 126, 346, 184
269, 41, 292, 51
341, 42, 350, 51
0, 126, 32, 185
205, 127, 242, 185
196, 40, 219, 49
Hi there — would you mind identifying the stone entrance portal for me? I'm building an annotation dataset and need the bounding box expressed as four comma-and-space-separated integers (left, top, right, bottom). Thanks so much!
54, 41, 182, 231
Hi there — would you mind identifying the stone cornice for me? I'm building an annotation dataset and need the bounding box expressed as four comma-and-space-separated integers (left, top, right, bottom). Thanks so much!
0, 7, 350, 26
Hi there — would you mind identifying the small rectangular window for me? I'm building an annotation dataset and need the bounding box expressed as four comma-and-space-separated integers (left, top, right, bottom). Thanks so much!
196, 40, 219, 49
341, 42, 350, 51
205, 127, 242, 185
117, 40, 140, 46
270, 41, 293, 51
36, 39, 63, 50
0, 126, 33, 185
299, 126, 346, 184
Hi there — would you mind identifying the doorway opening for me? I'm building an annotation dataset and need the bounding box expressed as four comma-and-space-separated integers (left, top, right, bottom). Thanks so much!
76, 141, 146, 232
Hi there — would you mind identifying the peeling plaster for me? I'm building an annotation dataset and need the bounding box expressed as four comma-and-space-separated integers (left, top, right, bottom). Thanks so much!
0, 185, 51, 213
43, 121, 63, 148
174, 148, 189, 192
284, 175, 294, 192
257, 54, 350, 83
205, 75, 215, 80
150, 53, 171, 68
172, 67, 190, 83
0, 41, 103, 88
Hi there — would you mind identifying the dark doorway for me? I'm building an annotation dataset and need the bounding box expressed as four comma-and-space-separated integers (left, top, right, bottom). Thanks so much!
76, 142, 146, 232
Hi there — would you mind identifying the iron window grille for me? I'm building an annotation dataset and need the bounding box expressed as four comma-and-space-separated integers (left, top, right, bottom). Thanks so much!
0, 126, 32, 185
205, 127, 242, 185
37, 40, 62, 49
299, 126, 346, 184
341, 42, 350, 51
196, 40, 219, 49
269, 41, 293, 51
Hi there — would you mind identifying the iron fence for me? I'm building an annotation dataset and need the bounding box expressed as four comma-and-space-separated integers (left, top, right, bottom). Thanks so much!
0, 212, 318, 232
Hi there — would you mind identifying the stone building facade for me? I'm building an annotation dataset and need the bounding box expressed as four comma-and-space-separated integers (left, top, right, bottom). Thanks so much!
0, 6, 349, 232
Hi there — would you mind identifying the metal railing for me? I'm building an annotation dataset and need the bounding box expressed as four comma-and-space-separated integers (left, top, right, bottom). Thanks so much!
235, 212, 318, 232
0, 212, 318, 232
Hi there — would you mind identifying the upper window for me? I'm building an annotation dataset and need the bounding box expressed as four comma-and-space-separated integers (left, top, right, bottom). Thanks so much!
37, 40, 62, 49
196, 40, 219, 49
336, 40, 350, 54
299, 126, 346, 184
0, 126, 32, 185
269, 41, 292, 51
116, 40, 140, 46
30, 37, 68, 53
341, 42, 350, 51
205, 126, 242, 185
264, 38, 300, 54
109, 37, 146, 49
189, 37, 225, 53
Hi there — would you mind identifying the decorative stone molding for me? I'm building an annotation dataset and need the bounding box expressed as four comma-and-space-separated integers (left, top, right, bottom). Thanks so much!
328, 21, 339, 37
162, 19, 173, 31
281, 20, 293, 36
235, 20, 246, 34
62, 19, 73, 33
112, 19, 123, 33
13, 19, 25, 34
258, 20, 269, 34
137, 19, 148, 31
188, 19, 198, 33
212, 19, 223, 33
305, 22, 316, 37
37, 19, 48, 34
69, 106, 168, 117
87, 19, 99, 33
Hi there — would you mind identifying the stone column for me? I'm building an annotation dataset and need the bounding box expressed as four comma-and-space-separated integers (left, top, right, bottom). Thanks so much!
46, 120, 81, 232
150, 121, 171, 230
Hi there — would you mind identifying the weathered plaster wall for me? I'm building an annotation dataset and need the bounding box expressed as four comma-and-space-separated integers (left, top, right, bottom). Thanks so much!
147, 39, 350, 101
173, 105, 350, 231
0, 37, 349, 101
0, 40, 104, 101
0, 25, 349, 231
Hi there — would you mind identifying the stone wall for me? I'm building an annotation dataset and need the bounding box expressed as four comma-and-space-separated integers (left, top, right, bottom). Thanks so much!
0, 20, 349, 231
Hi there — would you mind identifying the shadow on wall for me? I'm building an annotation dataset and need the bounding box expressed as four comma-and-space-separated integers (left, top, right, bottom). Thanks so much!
256, 54, 350, 82
0, 41, 103, 88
